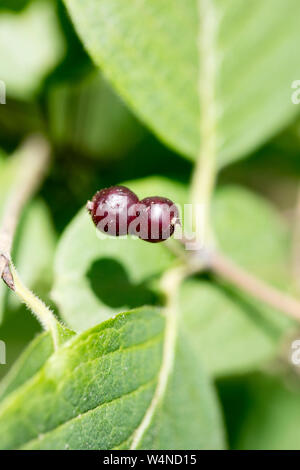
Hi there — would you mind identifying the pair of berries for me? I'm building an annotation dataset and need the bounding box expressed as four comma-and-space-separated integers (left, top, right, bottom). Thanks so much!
87, 185, 179, 243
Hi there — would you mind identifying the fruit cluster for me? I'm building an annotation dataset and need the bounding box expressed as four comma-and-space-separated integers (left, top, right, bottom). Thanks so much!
87, 185, 179, 243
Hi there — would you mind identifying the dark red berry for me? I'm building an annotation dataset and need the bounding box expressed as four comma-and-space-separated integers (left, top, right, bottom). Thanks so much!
87, 185, 139, 236
132, 196, 179, 243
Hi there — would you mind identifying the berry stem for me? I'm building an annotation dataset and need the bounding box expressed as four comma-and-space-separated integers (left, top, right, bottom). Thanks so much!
190, 0, 219, 246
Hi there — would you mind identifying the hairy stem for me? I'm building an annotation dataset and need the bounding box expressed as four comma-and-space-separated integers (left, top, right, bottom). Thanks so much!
190, 0, 218, 245
10, 264, 60, 350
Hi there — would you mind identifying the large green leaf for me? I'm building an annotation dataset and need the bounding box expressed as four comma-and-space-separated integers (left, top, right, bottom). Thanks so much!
132, 333, 224, 450
0, 307, 224, 450
52, 177, 297, 376
219, 372, 300, 450
0, 0, 65, 99
64, 0, 300, 165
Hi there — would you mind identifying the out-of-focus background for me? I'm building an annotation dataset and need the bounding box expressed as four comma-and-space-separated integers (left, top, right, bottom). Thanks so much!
1, 0, 300, 450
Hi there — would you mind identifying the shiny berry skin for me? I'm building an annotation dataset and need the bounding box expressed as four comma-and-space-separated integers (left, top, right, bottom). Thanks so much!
135, 196, 179, 243
87, 185, 139, 236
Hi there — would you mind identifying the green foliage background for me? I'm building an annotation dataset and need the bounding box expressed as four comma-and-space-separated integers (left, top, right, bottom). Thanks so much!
0, 0, 300, 450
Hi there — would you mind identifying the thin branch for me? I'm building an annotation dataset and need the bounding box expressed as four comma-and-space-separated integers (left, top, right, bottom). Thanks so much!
170, 232, 300, 322
0, 135, 62, 349
0, 135, 50, 282
210, 251, 300, 322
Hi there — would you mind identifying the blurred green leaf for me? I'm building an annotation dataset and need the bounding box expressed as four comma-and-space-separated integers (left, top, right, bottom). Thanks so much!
48, 73, 144, 159
125, 177, 188, 208
10, 200, 56, 300
0, 0, 65, 99
0, 99, 44, 147
0, 1, 29, 12
0, 307, 224, 450
0, 305, 42, 383
0, 312, 75, 390
181, 185, 296, 377
218, 372, 300, 450
65, 0, 300, 165
44, 1, 94, 85
213, 186, 293, 289
181, 279, 293, 378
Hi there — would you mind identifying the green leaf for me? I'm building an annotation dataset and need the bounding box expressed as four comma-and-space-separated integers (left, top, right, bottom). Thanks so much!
180, 279, 292, 377
181, 185, 296, 377
64, 0, 300, 165
212, 186, 294, 289
48, 72, 144, 160
0, 0, 65, 99
0, 307, 224, 450
0, 1, 29, 12
131, 333, 225, 450
218, 372, 300, 450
